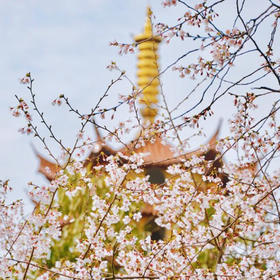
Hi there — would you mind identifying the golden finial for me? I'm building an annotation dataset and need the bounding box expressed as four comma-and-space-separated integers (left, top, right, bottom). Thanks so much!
135, 6, 161, 124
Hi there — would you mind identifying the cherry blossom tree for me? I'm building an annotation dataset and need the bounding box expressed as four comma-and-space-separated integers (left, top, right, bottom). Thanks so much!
2, 1, 280, 279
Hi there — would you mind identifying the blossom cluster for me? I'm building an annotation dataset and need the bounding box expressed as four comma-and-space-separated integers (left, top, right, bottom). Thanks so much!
109, 41, 135, 55
2, 113, 280, 279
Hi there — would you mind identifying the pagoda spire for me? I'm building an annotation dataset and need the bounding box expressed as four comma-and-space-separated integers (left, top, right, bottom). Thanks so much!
135, 6, 161, 124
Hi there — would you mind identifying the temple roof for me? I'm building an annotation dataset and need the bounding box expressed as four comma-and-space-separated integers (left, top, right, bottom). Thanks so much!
118, 124, 220, 167
34, 122, 221, 181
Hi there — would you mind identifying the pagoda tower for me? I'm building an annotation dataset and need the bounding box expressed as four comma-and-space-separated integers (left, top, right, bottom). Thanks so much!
135, 6, 161, 125
34, 7, 226, 243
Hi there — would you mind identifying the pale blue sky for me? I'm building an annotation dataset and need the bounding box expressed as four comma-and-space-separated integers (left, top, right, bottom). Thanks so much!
1, 1, 278, 212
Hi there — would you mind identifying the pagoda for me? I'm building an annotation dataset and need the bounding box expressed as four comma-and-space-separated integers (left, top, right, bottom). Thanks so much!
35, 7, 226, 241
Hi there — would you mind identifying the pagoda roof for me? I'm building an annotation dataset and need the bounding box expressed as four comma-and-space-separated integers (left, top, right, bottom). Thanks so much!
118, 125, 220, 167
34, 123, 221, 181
